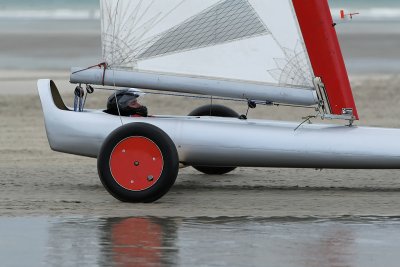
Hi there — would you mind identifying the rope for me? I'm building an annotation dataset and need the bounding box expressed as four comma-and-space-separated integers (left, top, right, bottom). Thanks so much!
294, 114, 320, 132
71, 62, 108, 86
81, 85, 95, 111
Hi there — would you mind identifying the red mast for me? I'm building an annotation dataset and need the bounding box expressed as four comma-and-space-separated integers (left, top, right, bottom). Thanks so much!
292, 0, 359, 119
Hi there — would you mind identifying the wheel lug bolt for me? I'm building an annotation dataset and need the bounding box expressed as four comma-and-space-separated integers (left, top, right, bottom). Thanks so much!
134, 161, 139, 166
147, 175, 154, 182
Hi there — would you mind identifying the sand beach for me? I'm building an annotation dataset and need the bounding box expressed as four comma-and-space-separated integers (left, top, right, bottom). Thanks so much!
2, 31, 400, 217
1, 4, 400, 266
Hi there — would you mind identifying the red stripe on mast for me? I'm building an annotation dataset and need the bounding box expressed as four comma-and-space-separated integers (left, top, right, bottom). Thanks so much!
292, 0, 359, 119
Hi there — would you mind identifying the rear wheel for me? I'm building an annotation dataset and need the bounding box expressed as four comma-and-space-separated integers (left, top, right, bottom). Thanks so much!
188, 104, 238, 175
97, 123, 179, 203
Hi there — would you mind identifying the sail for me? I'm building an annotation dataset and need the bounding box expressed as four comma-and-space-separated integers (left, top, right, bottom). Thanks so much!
70, 0, 360, 112
100, 0, 315, 90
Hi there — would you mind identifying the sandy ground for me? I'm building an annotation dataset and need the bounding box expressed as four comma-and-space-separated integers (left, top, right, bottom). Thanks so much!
1, 71, 400, 218
2, 18, 400, 267
1, 19, 400, 218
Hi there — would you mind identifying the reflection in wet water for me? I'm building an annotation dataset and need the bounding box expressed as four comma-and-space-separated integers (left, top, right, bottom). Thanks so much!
101, 218, 178, 267
1, 216, 400, 267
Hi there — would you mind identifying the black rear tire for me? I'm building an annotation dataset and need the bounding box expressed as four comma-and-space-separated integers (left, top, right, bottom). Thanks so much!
188, 104, 239, 118
191, 165, 237, 175
97, 123, 179, 203
188, 104, 238, 175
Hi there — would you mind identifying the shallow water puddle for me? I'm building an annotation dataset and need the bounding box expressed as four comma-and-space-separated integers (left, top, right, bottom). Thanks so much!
1, 216, 400, 267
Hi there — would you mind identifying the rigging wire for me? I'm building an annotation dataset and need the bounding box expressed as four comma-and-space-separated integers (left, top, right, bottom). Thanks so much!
111, 0, 123, 126
91, 86, 318, 110
209, 96, 213, 116
113, 70, 123, 126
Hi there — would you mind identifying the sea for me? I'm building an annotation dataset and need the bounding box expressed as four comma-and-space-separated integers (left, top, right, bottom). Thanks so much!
0, 0, 399, 21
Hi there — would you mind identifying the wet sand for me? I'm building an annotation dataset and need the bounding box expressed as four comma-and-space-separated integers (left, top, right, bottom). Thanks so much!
2, 216, 400, 267
1, 71, 400, 218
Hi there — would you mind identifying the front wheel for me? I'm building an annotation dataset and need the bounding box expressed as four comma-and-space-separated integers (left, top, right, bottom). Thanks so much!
97, 123, 179, 203
188, 104, 238, 175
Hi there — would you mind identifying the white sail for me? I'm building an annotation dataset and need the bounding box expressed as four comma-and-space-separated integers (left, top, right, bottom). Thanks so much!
100, 0, 315, 89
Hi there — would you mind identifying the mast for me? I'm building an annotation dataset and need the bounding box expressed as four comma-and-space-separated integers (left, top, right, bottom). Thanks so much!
292, 0, 359, 119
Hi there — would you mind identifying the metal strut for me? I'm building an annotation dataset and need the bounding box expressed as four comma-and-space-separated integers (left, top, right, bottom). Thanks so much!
313, 77, 356, 126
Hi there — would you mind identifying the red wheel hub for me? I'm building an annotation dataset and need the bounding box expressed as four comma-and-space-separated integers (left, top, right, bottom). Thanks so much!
109, 137, 164, 191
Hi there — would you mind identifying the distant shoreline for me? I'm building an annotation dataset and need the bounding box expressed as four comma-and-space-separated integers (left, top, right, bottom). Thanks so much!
1, 28, 399, 74
1, 15, 399, 74
1, 7, 400, 21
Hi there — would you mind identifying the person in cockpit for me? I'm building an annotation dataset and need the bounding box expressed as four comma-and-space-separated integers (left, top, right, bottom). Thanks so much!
105, 88, 148, 117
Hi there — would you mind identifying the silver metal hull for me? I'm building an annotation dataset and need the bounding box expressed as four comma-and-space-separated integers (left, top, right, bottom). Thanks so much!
38, 79, 400, 169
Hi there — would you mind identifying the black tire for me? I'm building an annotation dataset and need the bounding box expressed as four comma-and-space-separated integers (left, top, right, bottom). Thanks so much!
191, 165, 237, 175
188, 104, 239, 118
188, 104, 238, 175
97, 123, 179, 203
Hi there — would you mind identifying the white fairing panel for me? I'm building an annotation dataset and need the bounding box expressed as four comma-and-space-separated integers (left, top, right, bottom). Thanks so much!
101, 0, 314, 88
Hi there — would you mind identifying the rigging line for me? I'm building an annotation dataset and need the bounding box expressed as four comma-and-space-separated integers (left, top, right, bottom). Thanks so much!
110, 1, 145, 48
116, 14, 162, 64
108, 12, 164, 66
71, 63, 107, 86
113, 69, 123, 126
121, 14, 161, 45
92, 86, 317, 110
129, 0, 145, 27
122, 0, 184, 50
141, 0, 187, 35
117, 0, 187, 65
126, 0, 155, 34
93, 87, 247, 102
262, 15, 311, 84
103, 1, 112, 33
245, 104, 250, 118
116, 0, 141, 36
294, 115, 317, 132
110, 0, 119, 66
209, 96, 213, 116
82, 92, 88, 110
103, 1, 116, 57
100, 0, 106, 57
273, 103, 316, 109
115, 0, 152, 38
111, 0, 123, 126
242, 2, 311, 87
291, 42, 311, 85
106, 0, 119, 67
